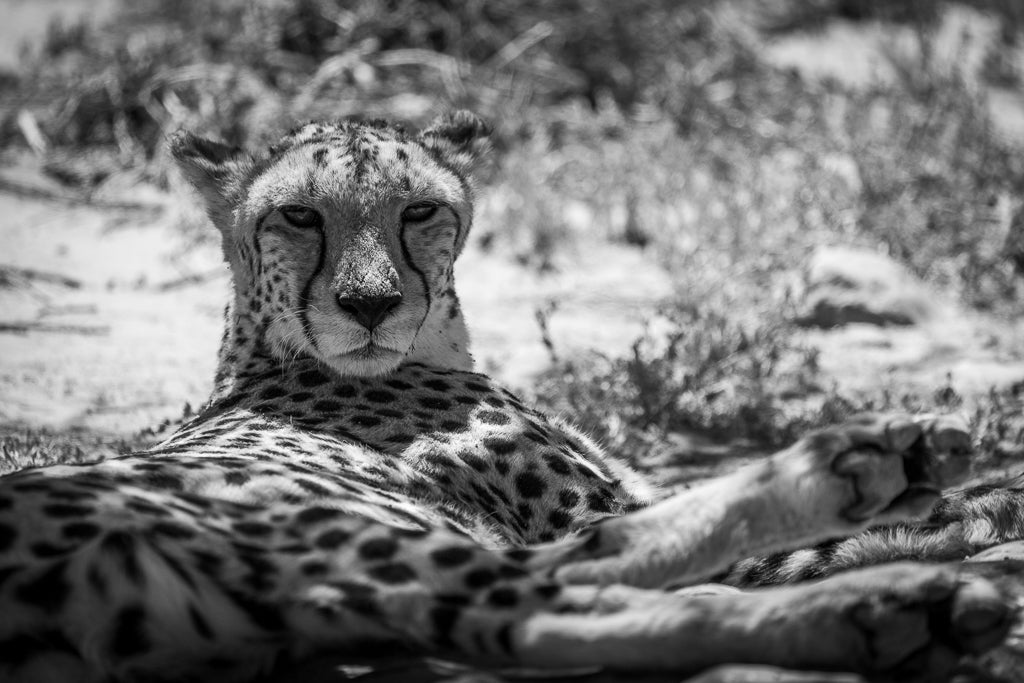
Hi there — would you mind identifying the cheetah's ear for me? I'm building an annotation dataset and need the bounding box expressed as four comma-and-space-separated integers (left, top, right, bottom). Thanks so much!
418, 110, 492, 177
168, 131, 255, 228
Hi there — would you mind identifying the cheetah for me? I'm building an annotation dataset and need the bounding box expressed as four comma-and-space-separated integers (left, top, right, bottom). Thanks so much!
0, 111, 1020, 683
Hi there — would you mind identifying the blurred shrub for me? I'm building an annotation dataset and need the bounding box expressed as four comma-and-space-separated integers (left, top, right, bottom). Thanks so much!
533, 298, 822, 452
3, 0, 723, 161
847, 75, 1024, 310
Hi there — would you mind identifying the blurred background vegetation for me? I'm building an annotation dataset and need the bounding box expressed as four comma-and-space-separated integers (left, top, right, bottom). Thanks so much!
1, 0, 1023, 479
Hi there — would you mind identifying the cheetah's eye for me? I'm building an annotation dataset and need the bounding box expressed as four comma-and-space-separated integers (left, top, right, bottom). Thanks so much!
402, 203, 439, 223
280, 205, 322, 228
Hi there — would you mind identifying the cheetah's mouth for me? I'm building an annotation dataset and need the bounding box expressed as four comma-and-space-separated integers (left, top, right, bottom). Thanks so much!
337, 343, 405, 360
323, 342, 407, 376
327, 342, 407, 368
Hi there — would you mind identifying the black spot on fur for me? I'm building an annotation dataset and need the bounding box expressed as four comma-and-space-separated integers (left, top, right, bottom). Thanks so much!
364, 390, 397, 403
0, 523, 15, 552
423, 379, 451, 392
587, 490, 613, 513
535, 583, 561, 600
525, 432, 549, 445
548, 509, 572, 529
436, 592, 472, 606
30, 542, 73, 558
315, 528, 352, 549
14, 560, 70, 612
301, 560, 328, 576
192, 550, 223, 579
515, 472, 546, 499
296, 478, 333, 496
334, 385, 357, 398
296, 506, 343, 524
41, 504, 92, 518
484, 438, 516, 456
358, 537, 399, 561
0, 630, 78, 668
125, 499, 172, 517
417, 396, 450, 411
143, 472, 184, 490
464, 567, 497, 588
87, 565, 108, 597
334, 579, 380, 617
189, 603, 215, 640
496, 622, 515, 655
12, 480, 51, 492
351, 415, 382, 427
100, 532, 143, 585
505, 548, 533, 563
543, 453, 572, 475
224, 470, 251, 486
558, 489, 580, 508
430, 605, 460, 647
742, 551, 789, 585
44, 489, 96, 503
0, 565, 21, 590
497, 564, 528, 579
297, 369, 331, 387
260, 385, 288, 400
62, 521, 100, 541
367, 562, 417, 584
477, 410, 510, 426
225, 590, 286, 632
233, 521, 273, 537
313, 400, 343, 412
431, 546, 474, 568
110, 605, 150, 658
488, 588, 519, 608
151, 521, 196, 540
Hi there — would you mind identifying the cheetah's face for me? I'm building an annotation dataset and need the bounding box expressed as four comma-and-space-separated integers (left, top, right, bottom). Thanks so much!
171, 112, 490, 377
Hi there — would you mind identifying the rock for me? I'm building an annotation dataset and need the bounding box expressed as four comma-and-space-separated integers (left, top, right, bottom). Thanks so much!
796, 245, 937, 328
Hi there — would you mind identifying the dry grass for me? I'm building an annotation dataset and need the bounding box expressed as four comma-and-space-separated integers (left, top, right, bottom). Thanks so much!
0, 425, 142, 474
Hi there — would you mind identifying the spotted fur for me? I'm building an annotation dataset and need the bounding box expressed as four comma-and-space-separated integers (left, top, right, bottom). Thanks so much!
0, 113, 1016, 683
722, 484, 1024, 587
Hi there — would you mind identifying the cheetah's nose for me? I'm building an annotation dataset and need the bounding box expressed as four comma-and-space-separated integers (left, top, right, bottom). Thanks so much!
336, 293, 402, 330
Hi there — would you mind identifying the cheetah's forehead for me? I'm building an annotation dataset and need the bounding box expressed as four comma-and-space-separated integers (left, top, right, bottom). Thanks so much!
244, 124, 469, 215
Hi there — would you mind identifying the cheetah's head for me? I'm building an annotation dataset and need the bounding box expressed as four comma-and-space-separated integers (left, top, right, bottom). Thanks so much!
170, 112, 490, 377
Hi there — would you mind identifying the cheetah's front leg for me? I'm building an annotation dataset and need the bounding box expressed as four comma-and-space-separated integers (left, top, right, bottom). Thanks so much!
510, 562, 1010, 682
547, 414, 970, 587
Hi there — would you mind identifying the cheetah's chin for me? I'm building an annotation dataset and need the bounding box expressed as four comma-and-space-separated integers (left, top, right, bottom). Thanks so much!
324, 345, 407, 377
